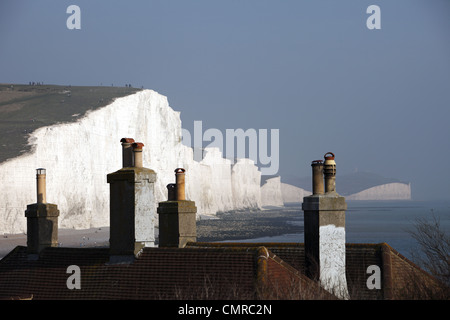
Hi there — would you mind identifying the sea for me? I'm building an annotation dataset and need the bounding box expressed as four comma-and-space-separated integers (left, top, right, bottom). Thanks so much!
227, 200, 450, 262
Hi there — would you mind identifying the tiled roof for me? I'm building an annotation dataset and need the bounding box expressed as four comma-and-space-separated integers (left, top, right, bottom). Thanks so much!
187, 242, 444, 300
187, 242, 306, 273
0, 241, 443, 300
0, 245, 329, 300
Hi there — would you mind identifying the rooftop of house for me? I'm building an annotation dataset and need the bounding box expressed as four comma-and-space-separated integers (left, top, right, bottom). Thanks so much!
0, 244, 330, 300
0, 241, 443, 300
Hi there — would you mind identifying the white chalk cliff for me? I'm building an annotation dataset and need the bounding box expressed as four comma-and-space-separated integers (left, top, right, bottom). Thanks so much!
0, 90, 264, 234
0, 89, 412, 234
346, 183, 411, 200
261, 177, 284, 207
280, 183, 311, 203
279, 181, 411, 203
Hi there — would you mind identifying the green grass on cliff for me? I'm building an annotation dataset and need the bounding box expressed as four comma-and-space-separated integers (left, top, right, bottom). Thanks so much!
0, 83, 142, 163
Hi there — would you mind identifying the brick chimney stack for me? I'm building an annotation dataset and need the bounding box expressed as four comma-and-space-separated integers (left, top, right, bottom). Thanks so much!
157, 168, 197, 248
25, 168, 60, 257
302, 152, 349, 299
107, 139, 157, 263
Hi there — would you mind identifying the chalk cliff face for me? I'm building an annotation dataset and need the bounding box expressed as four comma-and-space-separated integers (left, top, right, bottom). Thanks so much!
346, 183, 411, 200
0, 89, 413, 234
280, 183, 311, 203
0, 90, 264, 234
231, 159, 262, 210
279, 181, 411, 202
261, 177, 284, 207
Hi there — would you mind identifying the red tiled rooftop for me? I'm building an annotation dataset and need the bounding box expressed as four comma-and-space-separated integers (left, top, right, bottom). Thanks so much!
0, 241, 444, 300
0, 245, 330, 300
188, 242, 445, 300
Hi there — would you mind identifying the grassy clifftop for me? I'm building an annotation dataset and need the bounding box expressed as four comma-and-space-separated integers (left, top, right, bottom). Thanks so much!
0, 84, 142, 163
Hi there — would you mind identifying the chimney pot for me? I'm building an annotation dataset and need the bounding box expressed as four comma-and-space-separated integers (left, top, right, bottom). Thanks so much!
175, 168, 186, 200
311, 160, 324, 195
132, 142, 144, 168
120, 138, 135, 167
36, 168, 46, 204
323, 152, 337, 193
167, 183, 177, 201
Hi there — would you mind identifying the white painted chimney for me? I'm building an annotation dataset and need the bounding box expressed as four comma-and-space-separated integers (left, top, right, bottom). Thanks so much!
302, 152, 349, 299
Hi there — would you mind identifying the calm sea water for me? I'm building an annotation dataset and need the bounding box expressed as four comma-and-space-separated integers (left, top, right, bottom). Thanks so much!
345, 200, 450, 259
231, 200, 450, 261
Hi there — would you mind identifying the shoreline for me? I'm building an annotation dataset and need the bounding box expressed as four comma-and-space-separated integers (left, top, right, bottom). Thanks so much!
196, 206, 303, 242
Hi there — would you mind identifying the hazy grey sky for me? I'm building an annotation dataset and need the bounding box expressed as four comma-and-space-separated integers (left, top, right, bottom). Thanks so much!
1, 1, 449, 200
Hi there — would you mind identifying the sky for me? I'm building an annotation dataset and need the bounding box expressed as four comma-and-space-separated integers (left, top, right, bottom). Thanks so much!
0, 0, 450, 200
